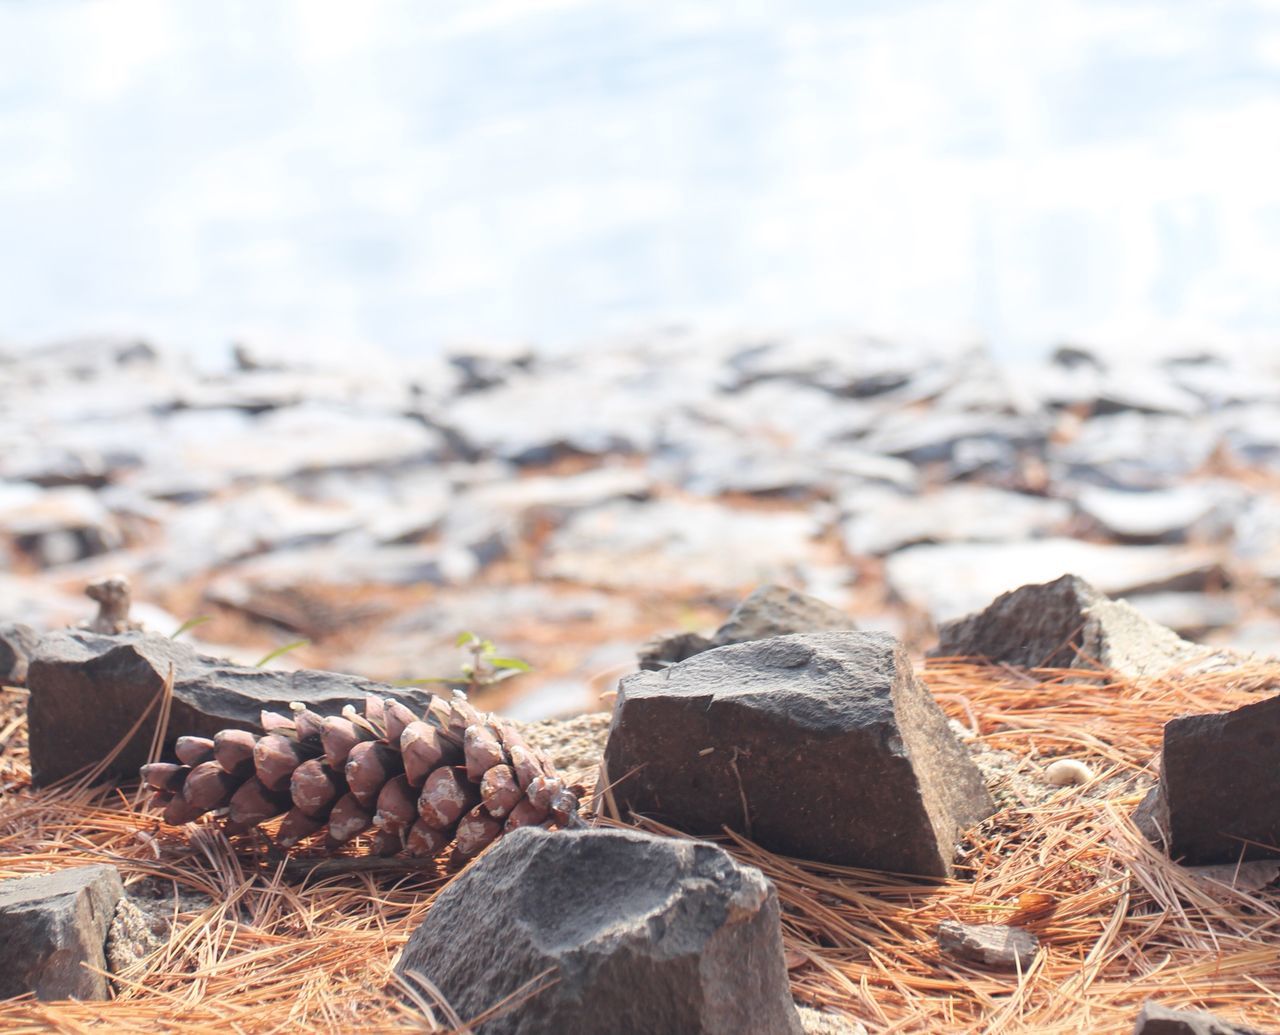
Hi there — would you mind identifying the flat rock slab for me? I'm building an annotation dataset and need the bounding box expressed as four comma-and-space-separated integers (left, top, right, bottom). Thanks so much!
1160, 693, 1280, 865
936, 920, 1038, 970
0, 864, 124, 1000
1, 621, 39, 685
394, 826, 803, 1035
1133, 1000, 1266, 1034
25, 631, 433, 786
605, 632, 994, 876
930, 574, 1237, 678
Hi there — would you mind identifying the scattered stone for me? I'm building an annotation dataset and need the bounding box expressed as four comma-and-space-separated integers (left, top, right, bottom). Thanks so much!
394, 826, 804, 1035
1158, 693, 1280, 865
709, 584, 856, 647
841, 485, 1069, 557
1044, 759, 1093, 786
541, 499, 818, 592
935, 920, 1039, 970
0, 864, 125, 1001
0, 621, 39, 686
929, 575, 1236, 677
637, 630, 714, 671
0, 485, 123, 567
1075, 483, 1242, 543
1132, 1000, 1265, 1034
604, 632, 994, 876
637, 585, 855, 670
24, 630, 432, 785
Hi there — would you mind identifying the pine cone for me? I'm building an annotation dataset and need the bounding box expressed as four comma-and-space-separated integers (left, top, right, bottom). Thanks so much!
140, 693, 579, 862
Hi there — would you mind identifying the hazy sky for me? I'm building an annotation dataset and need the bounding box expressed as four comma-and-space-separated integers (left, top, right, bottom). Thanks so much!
2, 0, 1279, 361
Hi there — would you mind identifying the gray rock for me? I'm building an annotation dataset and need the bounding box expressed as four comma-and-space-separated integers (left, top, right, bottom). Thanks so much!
541, 499, 818, 592
637, 631, 715, 671
0, 864, 125, 1000
841, 485, 1069, 557
935, 920, 1038, 970
1, 621, 39, 685
637, 585, 854, 671
930, 575, 1237, 677
1127, 593, 1239, 638
1075, 483, 1243, 544
1049, 413, 1218, 490
888, 540, 1227, 626
710, 584, 855, 647
394, 826, 803, 1035
604, 632, 995, 876
1160, 693, 1280, 865
1132, 1000, 1265, 1034
25, 630, 432, 786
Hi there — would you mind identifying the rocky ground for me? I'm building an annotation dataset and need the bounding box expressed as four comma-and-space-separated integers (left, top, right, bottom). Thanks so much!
3, 333, 1280, 719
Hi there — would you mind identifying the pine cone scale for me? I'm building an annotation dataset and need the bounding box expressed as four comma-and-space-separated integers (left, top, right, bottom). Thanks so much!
141, 694, 579, 864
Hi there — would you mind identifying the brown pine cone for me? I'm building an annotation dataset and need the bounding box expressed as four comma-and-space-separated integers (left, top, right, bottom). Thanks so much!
140, 695, 580, 862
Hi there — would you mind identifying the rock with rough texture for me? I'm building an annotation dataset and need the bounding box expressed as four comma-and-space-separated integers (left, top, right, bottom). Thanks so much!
394, 826, 804, 1035
0, 864, 125, 1001
710, 584, 855, 647
24, 630, 433, 786
889, 540, 1226, 626
1132, 1000, 1265, 1034
0, 621, 39, 685
936, 921, 1038, 970
1158, 694, 1280, 865
637, 630, 715, 671
605, 632, 994, 876
637, 585, 854, 671
930, 575, 1236, 677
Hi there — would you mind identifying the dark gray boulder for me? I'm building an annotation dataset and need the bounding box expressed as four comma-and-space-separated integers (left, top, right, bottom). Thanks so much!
1157, 694, 1280, 865
1133, 1000, 1265, 1034
394, 826, 803, 1035
930, 574, 1235, 677
25, 630, 433, 786
637, 584, 854, 670
0, 864, 124, 1000
0, 622, 39, 686
605, 632, 994, 876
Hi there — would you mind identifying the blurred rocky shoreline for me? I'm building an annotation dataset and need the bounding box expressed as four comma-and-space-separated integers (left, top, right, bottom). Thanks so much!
3, 332, 1279, 717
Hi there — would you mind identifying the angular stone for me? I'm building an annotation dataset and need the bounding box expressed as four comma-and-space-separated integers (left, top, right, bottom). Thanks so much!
605, 632, 994, 876
1159, 694, 1280, 865
637, 631, 715, 672
1132, 1000, 1265, 1034
637, 585, 854, 671
935, 921, 1038, 970
929, 575, 1235, 677
0, 864, 124, 1000
1, 621, 39, 686
889, 540, 1227, 626
709, 584, 855, 647
395, 826, 803, 1035
24, 630, 433, 786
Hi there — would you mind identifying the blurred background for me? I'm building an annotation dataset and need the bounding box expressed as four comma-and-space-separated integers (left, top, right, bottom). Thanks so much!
2, 0, 1280, 717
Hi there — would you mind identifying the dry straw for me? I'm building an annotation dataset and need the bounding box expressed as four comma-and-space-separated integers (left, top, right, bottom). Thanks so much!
1, 658, 1279, 1032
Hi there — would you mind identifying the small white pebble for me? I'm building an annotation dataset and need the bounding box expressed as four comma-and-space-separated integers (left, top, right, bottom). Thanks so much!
1044, 759, 1093, 787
